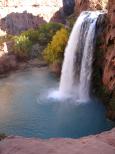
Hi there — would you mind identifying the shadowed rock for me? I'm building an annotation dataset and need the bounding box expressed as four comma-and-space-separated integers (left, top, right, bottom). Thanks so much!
63, 0, 75, 16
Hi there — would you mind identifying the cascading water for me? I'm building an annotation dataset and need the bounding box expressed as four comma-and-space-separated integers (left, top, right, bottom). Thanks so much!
58, 11, 103, 101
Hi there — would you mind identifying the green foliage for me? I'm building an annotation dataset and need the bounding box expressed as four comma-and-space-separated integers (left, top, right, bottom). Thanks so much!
0, 35, 13, 54
19, 23, 64, 46
43, 28, 69, 64
38, 22, 64, 45
21, 29, 40, 43
0, 22, 64, 59
66, 14, 76, 30
0, 35, 13, 47
13, 35, 32, 57
12, 22, 64, 58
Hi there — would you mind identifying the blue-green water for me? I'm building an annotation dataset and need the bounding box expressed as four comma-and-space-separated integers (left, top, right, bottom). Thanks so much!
0, 67, 114, 138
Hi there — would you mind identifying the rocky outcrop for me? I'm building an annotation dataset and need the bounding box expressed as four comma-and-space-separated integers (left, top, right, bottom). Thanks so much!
63, 0, 75, 16
49, 62, 62, 76
0, 128, 115, 154
0, 0, 76, 35
103, 0, 115, 92
0, 12, 46, 35
0, 54, 17, 74
75, 0, 108, 16
50, 8, 65, 24
0, 0, 63, 35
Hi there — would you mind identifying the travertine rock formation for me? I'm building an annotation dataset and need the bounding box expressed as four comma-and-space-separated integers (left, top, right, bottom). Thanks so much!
103, 0, 115, 120
103, 0, 115, 92
75, 0, 108, 16
0, 128, 115, 154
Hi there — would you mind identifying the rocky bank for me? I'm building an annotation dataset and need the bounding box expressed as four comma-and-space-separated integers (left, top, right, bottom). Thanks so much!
0, 128, 115, 154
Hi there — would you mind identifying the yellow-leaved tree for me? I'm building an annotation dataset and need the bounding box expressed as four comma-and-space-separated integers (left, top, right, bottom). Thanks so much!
43, 28, 69, 64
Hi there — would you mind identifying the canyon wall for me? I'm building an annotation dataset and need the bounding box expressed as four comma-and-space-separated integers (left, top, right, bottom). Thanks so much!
103, 0, 115, 92
75, 0, 108, 16
0, 0, 76, 35
103, 0, 115, 119
74, 0, 115, 119
0, 0, 63, 35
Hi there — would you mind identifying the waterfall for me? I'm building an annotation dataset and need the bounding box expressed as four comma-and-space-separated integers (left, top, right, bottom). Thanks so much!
59, 11, 103, 101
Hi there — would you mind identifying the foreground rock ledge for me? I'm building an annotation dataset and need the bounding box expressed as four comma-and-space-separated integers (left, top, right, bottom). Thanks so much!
0, 128, 115, 154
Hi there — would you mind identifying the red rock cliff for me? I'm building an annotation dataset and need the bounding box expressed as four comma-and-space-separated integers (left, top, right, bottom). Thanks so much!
75, 0, 108, 16
103, 0, 115, 119
103, 0, 115, 92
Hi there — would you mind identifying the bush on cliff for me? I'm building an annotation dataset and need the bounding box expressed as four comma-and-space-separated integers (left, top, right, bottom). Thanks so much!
37, 22, 64, 45
20, 29, 40, 43
20, 22, 64, 45
13, 35, 32, 58
66, 14, 76, 29
43, 28, 69, 64
12, 22, 64, 58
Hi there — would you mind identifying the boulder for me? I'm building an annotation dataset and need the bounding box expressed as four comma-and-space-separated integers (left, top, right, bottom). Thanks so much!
0, 54, 17, 74
49, 62, 62, 76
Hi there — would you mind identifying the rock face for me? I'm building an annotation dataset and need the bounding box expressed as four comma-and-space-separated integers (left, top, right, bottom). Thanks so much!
75, 0, 108, 16
103, 0, 115, 92
49, 62, 62, 76
91, 13, 108, 98
0, 54, 17, 74
0, 12, 46, 35
0, 128, 115, 154
63, 0, 75, 16
50, 8, 65, 24
103, 0, 115, 119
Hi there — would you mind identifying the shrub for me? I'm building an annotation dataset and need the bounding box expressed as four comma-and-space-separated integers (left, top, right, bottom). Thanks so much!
19, 22, 64, 46
21, 29, 40, 43
66, 14, 76, 30
0, 35, 14, 54
38, 22, 64, 45
13, 35, 32, 58
43, 28, 69, 64
12, 22, 64, 58
0, 35, 13, 47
